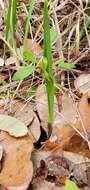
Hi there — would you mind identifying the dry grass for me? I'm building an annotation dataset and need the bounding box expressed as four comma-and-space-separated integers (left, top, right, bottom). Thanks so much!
0, 0, 90, 102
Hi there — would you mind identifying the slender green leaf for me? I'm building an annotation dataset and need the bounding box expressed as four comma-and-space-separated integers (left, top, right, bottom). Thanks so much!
12, 65, 35, 81
43, 0, 54, 124
11, 0, 17, 48
56, 59, 76, 69
5, 0, 12, 41
23, 0, 36, 51
50, 27, 58, 44
42, 27, 58, 45
44, 0, 52, 75
80, 17, 90, 40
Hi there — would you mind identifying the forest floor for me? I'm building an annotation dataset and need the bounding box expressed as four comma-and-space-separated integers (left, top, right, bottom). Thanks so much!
0, 0, 90, 190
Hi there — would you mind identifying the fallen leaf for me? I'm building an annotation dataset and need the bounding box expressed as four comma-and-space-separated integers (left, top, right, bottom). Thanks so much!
25, 39, 42, 57
36, 85, 78, 134
0, 131, 33, 190
63, 151, 90, 168
77, 94, 90, 131
0, 114, 28, 137
32, 179, 66, 190
64, 151, 90, 186
74, 74, 90, 95
46, 94, 90, 157
18, 39, 42, 60
32, 150, 52, 170
5, 57, 17, 66
11, 100, 40, 142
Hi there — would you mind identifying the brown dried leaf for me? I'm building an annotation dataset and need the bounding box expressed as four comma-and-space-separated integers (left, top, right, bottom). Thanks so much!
46, 94, 90, 157
32, 180, 66, 190
78, 94, 90, 130
25, 39, 42, 57
10, 100, 41, 142
74, 74, 90, 95
5, 57, 17, 66
0, 131, 33, 190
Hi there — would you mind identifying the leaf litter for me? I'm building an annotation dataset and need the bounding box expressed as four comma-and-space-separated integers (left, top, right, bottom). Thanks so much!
0, 77, 90, 190
0, 0, 90, 190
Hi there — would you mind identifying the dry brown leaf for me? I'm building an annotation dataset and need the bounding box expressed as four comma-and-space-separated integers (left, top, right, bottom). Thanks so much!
36, 85, 78, 135
32, 150, 52, 170
18, 39, 42, 59
5, 57, 17, 66
63, 151, 90, 167
74, 74, 90, 95
78, 94, 90, 130
25, 39, 42, 57
10, 100, 41, 142
46, 94, 90, 157
0, 131, 33, 190
32, 180, 66, 190
64, 151, 90, 186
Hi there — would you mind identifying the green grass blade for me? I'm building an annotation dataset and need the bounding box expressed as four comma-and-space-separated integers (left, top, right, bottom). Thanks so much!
23, 0, 36, 52
44, 0, 52, 75
11, 0, 17, 49
46, 81, 54, 124
44, 0, 54, 124
5, 0, 12, 41
80, 17, 90, 40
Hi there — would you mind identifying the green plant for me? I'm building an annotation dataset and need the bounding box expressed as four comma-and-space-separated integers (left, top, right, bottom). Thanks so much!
80, 17, 90, 40
5, 0, 17, 49
12, 65, 35, 81
55, 59, 76, 69
23, 0, 36, 52
23, 51, 37, 64
42, 0, 54, 136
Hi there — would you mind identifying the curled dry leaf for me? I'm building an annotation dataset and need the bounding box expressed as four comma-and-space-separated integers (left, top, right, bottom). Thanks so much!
0, 131, 33, 190
74, 74, 90, 95
46, 94, 90, 157
12, 100, 41, 142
